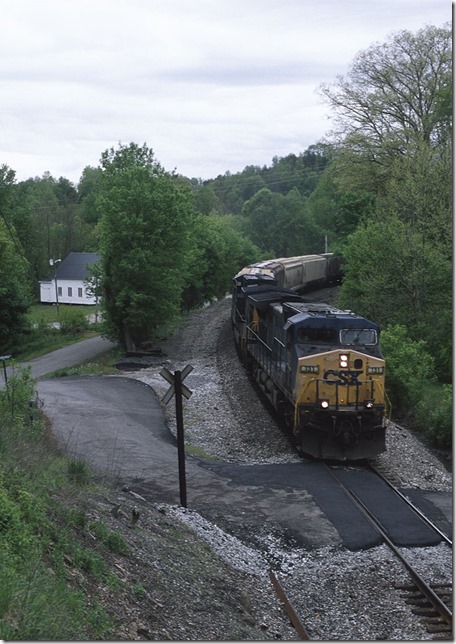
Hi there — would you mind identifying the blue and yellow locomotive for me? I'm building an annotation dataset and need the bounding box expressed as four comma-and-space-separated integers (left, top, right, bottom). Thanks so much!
232, 256, 386, 460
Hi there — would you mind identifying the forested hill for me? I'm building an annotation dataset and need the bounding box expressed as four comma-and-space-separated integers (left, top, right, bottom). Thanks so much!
196, 145, 331, 215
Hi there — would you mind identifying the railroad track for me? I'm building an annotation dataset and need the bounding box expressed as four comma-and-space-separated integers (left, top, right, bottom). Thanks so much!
326, 463, 452, 640
365, 461, 452, 547
269, 463, 452, 640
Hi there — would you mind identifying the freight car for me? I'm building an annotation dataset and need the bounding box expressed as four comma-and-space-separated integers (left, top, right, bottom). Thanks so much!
232, 253, 342, 353
232, 259, 386, 461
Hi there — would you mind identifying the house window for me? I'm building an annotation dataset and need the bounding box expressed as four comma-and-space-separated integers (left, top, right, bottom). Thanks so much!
78, 287, 83, 297
68, 287, 72, 297
58, 287, 62, 296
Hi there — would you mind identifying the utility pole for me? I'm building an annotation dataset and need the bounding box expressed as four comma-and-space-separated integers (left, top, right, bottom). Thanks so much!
49, 258, 61, 317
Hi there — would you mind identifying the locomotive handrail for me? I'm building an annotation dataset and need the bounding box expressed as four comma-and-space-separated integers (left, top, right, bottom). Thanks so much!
374, 381, 392, 419
246, 325, 273, 353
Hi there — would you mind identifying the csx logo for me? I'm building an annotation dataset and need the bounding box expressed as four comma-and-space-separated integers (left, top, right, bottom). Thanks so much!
323, 370, 363, 385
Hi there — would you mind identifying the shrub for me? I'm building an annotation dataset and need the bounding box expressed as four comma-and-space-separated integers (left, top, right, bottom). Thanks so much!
416, 384, 452, 449
380, 324, 436, 414
67, 458, 90, 485
0, 367, 35, 427
58, 307, 89, 335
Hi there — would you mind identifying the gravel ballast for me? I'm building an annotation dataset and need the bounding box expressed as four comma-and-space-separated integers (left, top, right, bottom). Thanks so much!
117, 295, 452, 640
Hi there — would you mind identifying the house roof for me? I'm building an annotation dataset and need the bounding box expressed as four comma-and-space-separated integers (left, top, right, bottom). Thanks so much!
53, 252, 100, 280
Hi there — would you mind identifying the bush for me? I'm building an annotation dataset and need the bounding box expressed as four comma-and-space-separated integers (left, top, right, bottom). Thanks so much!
380, 324, 436, 414
58, 307, 89, 335
415, 384, 452, 449
0, 371, 113, 640
0, 367, 35, 427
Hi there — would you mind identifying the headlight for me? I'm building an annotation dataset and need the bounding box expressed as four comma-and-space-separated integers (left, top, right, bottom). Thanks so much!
300, 365, 319, 373
339, 354, 349, 368
367, 366, 384, 374
319, 399, 330, 409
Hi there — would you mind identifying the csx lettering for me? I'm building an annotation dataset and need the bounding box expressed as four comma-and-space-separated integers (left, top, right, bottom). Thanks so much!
323, 370, 363, 385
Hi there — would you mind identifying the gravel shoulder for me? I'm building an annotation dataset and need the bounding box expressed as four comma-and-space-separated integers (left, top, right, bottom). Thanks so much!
53, 295, 451, 640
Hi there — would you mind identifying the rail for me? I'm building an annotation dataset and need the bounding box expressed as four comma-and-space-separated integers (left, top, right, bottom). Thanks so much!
269, 570, 311, 640
351, 491, 452, 628
325, 464, 452, 632
366, 463, 452, 547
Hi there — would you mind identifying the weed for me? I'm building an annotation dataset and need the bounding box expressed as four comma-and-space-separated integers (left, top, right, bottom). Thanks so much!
88, 521, 130, 555
67, 458, 90, 485
185, 444, 220, 461
0, 376, 116, 640
134, 583, 146, 599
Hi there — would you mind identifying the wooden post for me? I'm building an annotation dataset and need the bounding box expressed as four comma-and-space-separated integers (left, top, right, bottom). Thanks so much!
174, 370, 187, 508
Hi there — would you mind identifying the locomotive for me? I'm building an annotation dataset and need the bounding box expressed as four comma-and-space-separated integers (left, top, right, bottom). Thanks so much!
231, 255, 386, 461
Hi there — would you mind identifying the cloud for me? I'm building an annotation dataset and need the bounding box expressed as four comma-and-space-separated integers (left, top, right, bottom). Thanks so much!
0, 0, 450, 182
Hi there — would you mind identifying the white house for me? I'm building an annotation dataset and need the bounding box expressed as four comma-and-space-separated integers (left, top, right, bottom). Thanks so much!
39, 252, 101, 305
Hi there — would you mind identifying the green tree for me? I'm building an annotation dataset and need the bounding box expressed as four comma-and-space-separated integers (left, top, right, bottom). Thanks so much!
320, 23, 452, 163
13, 174, 87, 289
181, 214, 262, 310
192, 184, 222, 216
98, 143, 196, 352
380, 324, 436, 412
378, 141, 452, 259
338, 215, 451, 381
242, 187, 325, 256
0, 219, 30, 352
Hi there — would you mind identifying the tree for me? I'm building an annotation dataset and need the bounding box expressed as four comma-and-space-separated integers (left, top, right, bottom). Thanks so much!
320, 23, 452, 165
377, 140, 452, 259
380, 324, 436, 412
181, 214, 262, 310
241, 186, 326, 257
0, 218, 30, 353
98, 143, 196, 352
338, 215, 452, 381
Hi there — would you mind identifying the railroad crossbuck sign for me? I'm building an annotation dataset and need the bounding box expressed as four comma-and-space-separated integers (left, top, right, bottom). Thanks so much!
160, 364, 193, 404
159, 364, 193, 508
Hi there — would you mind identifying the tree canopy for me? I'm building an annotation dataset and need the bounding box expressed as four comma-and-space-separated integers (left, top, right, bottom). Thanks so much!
98, 143, 197, 351
319, 24, 452, 161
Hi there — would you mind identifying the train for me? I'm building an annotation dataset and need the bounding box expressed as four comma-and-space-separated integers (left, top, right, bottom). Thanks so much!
231, 254, 387, 461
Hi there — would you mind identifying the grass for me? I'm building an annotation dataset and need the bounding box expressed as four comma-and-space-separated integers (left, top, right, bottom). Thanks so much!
27, 303, 101, 326
12, 304, 104, 362
13, 329, 99, 362
48, 348, 123, 378
0, 371, 116, 639
185, 444, 220, 461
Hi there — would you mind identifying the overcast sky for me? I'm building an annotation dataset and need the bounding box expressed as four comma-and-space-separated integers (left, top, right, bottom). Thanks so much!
1, 0, 451, 184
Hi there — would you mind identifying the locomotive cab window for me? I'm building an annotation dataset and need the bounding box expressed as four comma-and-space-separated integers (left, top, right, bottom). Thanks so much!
298, 327, 337, 344
340, 328, 377, 346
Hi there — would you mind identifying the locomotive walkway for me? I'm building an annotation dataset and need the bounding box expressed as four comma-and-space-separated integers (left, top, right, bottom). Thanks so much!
27, 340, 452, 552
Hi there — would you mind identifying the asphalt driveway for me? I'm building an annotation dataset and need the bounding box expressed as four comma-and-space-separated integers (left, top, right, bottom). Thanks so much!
36, 374, 452, 552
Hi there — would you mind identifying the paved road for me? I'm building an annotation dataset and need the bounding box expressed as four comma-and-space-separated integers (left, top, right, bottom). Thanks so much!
0, 336, 115, 384
35, 372, 452, 553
